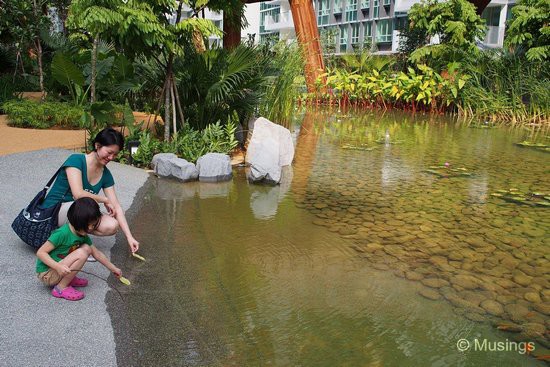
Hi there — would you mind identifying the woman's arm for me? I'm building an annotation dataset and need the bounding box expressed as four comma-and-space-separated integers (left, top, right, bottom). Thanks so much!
66, 167, 111, 205
104, 186, 139, 253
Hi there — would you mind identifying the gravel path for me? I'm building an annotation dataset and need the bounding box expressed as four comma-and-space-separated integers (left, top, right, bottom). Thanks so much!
0, 149, 149, 367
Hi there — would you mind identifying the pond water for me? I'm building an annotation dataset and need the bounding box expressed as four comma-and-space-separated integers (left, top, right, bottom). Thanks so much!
108, 110, 549, 366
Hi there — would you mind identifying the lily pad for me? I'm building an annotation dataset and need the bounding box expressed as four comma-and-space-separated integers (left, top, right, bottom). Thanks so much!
341, 144, 376, 151
470, 122, 496, 129
516, 141, 550, 153
424, 165, 473, 178
491, 188, 550, 207
375, 138, 404, 145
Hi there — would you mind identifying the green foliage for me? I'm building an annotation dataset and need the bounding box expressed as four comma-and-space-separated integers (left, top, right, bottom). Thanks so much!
458, 49, 550, 123
131, 131, 163, 167
260, 42, 305, 126
131, 118, 239, 167
311, 64, 468, 112
2, 99, 84, 128
51, 52, 89, 104
505, 0, 550, 61
405, 0, 486, 67
0, 74, 23, 108
176, 45, 268, 130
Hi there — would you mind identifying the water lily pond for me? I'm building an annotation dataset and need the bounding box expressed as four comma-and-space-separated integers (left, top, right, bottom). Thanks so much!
109, 109, 549, 366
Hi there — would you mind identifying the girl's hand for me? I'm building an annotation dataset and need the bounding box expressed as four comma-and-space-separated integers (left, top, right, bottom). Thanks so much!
56, 264, 71, 277
128, 237, 139, 253
112, 267, 122, 278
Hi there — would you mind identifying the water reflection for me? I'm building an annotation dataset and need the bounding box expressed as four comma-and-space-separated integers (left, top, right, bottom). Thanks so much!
249, 166, 293, 220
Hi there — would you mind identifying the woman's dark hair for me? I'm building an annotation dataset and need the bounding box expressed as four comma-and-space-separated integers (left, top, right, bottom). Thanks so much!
93, 127, 124, 151
67, 197, 102, 232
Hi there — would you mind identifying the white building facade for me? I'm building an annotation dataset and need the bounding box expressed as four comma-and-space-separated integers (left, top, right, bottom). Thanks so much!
257, 0, 515, 54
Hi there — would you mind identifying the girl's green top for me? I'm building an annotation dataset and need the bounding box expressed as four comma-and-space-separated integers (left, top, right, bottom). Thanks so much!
36, 223, 93, 273
41, 154, 114, 208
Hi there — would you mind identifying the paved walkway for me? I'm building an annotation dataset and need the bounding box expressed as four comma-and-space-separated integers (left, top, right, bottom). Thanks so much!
0, 147, 149, 366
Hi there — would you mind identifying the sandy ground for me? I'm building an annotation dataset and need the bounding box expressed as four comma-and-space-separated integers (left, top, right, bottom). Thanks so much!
0, 115, 86, 155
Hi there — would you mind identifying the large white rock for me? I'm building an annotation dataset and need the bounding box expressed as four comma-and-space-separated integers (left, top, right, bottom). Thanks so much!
247, 136, 281, 184
246, 117, 294, 184
196, 153, 232, 182
151, 153, 198, 182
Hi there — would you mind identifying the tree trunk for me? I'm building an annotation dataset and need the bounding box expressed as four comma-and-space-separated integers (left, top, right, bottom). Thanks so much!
32, 0, 44, 99
171, 80, 177, 135
90, 36, 99, 104
164, 76, 171, 142
35, 38, 45, 99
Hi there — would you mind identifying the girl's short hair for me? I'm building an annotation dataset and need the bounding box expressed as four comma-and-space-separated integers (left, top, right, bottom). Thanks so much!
93, 127, 124, 151
67, 197, 102, 232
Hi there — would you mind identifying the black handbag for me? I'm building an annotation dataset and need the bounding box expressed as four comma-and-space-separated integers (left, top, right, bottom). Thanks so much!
11, 168, 66, 249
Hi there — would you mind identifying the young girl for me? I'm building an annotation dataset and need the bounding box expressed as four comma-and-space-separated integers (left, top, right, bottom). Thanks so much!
36, 197, 122, 301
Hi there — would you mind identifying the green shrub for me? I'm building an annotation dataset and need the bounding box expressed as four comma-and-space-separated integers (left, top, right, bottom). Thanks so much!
0, 74, 24, 111
2, 99, 84, 128
131, 119, 239, 167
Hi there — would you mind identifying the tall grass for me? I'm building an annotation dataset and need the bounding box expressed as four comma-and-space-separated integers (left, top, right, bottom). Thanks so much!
459, 50, 549, 126
259, 42, 305, 127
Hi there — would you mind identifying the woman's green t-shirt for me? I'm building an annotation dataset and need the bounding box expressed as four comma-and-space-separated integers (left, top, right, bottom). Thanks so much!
41, 153, 115, 208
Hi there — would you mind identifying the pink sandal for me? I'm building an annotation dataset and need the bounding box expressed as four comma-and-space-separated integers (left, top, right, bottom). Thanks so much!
52, 286, 85, 301
69, 276, 88, 287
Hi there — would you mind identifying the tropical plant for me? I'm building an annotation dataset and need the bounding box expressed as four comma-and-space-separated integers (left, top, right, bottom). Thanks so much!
175, 44, 268, 130
404, 0, 487, 68
505, 0, 550, 61
260, 42, 305, 126
0, 0, 51, 95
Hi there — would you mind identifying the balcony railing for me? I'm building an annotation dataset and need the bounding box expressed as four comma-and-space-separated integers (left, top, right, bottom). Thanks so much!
265, 11, 293, 31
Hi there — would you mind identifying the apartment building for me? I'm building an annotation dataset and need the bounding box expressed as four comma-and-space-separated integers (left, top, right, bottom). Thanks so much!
257, 0, 515, 53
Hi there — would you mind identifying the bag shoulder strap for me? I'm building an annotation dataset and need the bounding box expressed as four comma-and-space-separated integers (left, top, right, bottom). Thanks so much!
45, 167, 63, 190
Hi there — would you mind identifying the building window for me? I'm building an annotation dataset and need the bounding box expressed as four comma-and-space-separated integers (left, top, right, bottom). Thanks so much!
317, 0, 330, 25
363, 21, 373, 48
373, 0, 379, 18
340, 25, 348, 53
482, 6, 501, 26
361, 0, 370, 10
383, 0, 391, 6
351, 23, 360, 46
482, 6, 502, 44
346, 0, 358, 22
334, 0, 343, 13
376, 19, 392, 43
394, 16, 407, 31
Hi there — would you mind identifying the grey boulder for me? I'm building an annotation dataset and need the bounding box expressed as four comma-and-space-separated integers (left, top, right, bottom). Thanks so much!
151, 153, 198, 182
196, 153, 232, 182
